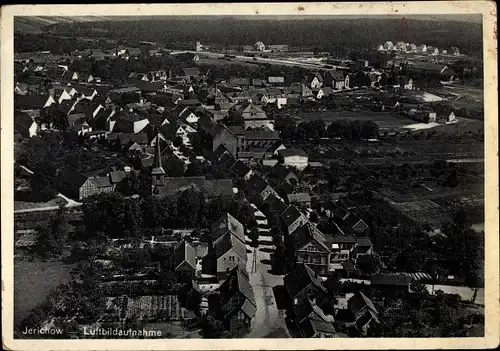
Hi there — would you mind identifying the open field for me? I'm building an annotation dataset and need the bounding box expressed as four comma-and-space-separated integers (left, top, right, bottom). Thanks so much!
196, 57, 261, 68
14, 259, 75, 326
14, 196, 67, 211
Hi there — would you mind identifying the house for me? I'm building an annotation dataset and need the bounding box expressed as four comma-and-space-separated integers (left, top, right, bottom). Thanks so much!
211, 213, 246, 244
417, 44, 427, 53
54, 166, 111, 200
244, 130, 280, 150
110, 111, 149, 134
254, 41, 266, 51
217, 267, 256, 330
136, 81, 167, 95
125, 47, 142, 58
353, 237, 374, 259
327, 234, 357, 271
398, 76, 413, 90
228, 77, 251, 88
296, 298, 336, 338
304, 73, 323, 89
346, 292, 379, 335
383, 41, 394, 51
245, 174, 278, 201
287, 193, 312, 208
281, 205, 309, 236
284, 263, 328, 307
109, 86, 142, 103
174, 240, 197, 278
69, 83, 98, 100
291, 224, 331, 276
209, 122, 239, 156
268, 76, 285, 86
323, 70, 348, 90
371, 274, 410, 297
49, 86, 78, 104
277, 148, 309, 171
450, 46, 460, 55
261, 193, 288, 218
181, 67, 201, 79
209, 226, 247, 275
14, 112, 39, 138
427, 46, 440, 55
239, 103, 274, 130
343, 213, 369, 234
14, 82, 29, 95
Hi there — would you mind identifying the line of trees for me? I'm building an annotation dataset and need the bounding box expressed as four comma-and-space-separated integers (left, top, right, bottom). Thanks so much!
82, 191, 256, 240
275, 117, 380, 142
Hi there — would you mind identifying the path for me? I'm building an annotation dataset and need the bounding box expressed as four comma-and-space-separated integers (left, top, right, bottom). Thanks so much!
245, 204, 286, 338
15, 165, 82, 214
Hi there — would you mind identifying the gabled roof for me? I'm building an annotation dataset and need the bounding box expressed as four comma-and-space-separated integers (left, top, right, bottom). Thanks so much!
263, 193, 287, 216
356, 237, 373, 248
245, 174, 269, 195
14, 111, 35, 130
284, 263, 327, 299
216, 221, 247, 253
245, 130, 280, 140
268, 76, 285, 84
174, 240, 196, 270
229, 160, 251, 178
90, 176, 112, 188
348, 291, 378, 316
281, 205, 304, 227
219, 267, 256, 319
229, 77, 250, 86
329, 234, 357, 244
54, 165, 89, 192
15, 93, 52, 110
287, 193, 311, 204
182, 67, 201, 77
211, 213, 245, 244
293, 224, 330, 252
278, 148, 308, 158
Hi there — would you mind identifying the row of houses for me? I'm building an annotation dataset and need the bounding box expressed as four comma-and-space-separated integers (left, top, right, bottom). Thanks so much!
378, 41, 460, 56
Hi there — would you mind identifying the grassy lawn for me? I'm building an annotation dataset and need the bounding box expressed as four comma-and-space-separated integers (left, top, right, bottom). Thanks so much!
14, 258, 75, 326
14, 196, 67, 211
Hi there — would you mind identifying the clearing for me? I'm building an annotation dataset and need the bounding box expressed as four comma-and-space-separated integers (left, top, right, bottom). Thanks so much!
14, 258, 75, 326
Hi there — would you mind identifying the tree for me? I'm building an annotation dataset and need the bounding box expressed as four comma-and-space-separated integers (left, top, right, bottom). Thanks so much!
325, 273, 341, 298
201, 313, 225, 338
163, 156, 185, 177
410, 281, 429, 296
30, 172, 57, 202
185, 289, 202, 315
34, 207, 68, 256
115, 172, 141, 196
356, 254, 382, 275
172, 136, 183, 148
248, 229, 259, 248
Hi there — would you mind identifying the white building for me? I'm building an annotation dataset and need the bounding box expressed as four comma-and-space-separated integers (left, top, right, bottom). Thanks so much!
254, 41, 266, 51
383, 41, 394, 51
277, 149, 309, 171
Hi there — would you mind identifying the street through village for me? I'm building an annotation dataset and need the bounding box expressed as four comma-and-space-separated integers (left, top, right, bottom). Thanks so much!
245, 205, 286, 338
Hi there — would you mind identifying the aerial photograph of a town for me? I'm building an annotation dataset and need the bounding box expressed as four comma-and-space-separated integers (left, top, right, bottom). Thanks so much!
12, 13, 486, 339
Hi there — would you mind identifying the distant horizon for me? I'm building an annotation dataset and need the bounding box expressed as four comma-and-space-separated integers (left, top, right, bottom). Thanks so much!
15, 14, 483, 24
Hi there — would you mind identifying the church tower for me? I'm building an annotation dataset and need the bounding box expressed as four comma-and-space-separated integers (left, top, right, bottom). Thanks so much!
151, 138, 166, 195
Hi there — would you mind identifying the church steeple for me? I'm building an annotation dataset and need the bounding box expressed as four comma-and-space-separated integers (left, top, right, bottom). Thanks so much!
151, 134, 166, 194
